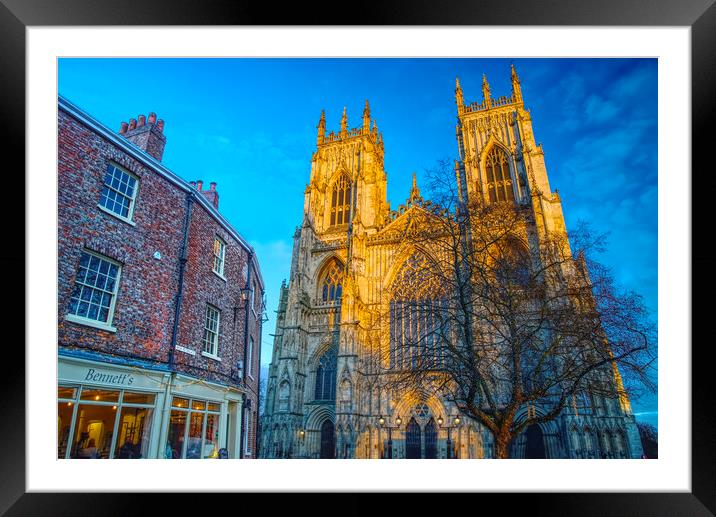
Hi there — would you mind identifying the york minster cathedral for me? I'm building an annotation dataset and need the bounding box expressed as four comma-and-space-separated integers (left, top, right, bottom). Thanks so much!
260, 67, 644, 459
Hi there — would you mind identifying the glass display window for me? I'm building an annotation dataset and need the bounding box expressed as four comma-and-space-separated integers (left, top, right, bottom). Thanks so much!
166, 395, 222, 459
58, 383, 157, 459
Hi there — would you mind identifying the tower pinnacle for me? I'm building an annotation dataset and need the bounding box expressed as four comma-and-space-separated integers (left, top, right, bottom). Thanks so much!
317, 109, 326, 144
340, 106, 348, 136
409, 172, 421, 201
363, 100, 371, 130
511, 64, 523, 103
482, 74, 491, 103
455, 77, 464, 109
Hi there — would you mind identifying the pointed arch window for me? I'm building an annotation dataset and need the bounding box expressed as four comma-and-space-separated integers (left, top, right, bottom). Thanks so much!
320, 259, 344, 303
330, 172, 352, 226
389, 253, 447, 370
485, 147, 515, 204
278, 380, 290, 412
314, 347, 337, 401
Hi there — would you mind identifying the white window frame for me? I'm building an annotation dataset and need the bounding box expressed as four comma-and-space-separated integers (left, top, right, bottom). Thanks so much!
97, 162, 139, 224
212, 235, 226, 279
168, 396, 222, 459
244, 411, 251, 455
247, 336, 254, 379
202, 304, 221, 357
65, 249, 122, 332
57, 385, 157, 459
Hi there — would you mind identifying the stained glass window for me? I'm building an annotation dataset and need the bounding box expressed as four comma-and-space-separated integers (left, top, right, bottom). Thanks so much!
329, 172, 352, 226
389, 253, 446, 370
315, 348, 337, 401
484, 147, 515, 204
320, 260, 344, 303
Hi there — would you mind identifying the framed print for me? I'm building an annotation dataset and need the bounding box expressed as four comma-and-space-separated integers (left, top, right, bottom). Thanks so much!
4, 0, 714, 514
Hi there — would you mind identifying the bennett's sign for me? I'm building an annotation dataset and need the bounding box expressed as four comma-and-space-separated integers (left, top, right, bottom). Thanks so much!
84, 368, 134, 386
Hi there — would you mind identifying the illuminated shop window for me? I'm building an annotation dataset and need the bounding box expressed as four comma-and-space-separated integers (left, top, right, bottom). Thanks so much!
166, 396, 222, 459
57, 385, 156, 459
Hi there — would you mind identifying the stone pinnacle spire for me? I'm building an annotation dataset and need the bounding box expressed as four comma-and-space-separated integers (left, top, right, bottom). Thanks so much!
363, 100, 371, 130
317, 109, 326, 144
482, 73, 491, 102
340, 106, 348, 136
455, 77, 464, 108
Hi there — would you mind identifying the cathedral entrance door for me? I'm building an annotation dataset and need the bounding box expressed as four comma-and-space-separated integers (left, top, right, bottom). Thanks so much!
320, 420, 335, 459
424, 418, 437, 459
406, 418, 421, 459
524, 424, 546, 459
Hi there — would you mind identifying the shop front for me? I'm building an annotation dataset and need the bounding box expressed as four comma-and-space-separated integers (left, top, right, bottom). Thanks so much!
59, 354, 246, 459
58, 354, 169, 459
159, 374, 244, 459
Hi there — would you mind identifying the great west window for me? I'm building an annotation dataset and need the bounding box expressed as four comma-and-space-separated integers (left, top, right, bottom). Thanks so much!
389, 253, 447, 370
58, 385, 156, 459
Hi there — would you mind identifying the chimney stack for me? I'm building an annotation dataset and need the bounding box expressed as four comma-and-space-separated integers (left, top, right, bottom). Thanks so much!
118, 111, 167, 161
197, 180, 219, 209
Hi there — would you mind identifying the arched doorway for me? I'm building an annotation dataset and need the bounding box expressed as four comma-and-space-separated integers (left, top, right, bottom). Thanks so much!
424, 418, 438, 459
524, 424, 546, 459
320, 420, 335, 459
405, 418, 421, 459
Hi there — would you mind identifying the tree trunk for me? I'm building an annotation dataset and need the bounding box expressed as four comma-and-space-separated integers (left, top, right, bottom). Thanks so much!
494, 432, 512, 459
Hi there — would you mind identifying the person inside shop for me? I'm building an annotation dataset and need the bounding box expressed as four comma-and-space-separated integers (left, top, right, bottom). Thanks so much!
77, 438, 99, 459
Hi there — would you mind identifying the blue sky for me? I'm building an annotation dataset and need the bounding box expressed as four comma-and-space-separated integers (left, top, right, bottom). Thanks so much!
58, 58, 658, 427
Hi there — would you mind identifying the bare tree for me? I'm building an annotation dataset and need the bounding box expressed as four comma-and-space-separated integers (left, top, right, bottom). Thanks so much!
363, 159, 656, 458
637, 422, 658, 458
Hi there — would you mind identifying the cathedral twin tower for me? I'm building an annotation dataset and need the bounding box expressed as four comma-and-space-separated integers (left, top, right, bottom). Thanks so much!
260, 66, 643, 459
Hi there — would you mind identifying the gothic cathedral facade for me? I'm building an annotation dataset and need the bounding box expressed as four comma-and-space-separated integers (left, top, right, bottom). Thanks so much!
260, 67, 644, 459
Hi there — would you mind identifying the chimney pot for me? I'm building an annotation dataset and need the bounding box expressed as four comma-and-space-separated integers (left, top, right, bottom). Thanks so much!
196, 180, 203, 191
148, 112, 157, 124
120, 122, 128, 134
210, 182, 216, 191
138, 114, 146, 127
128, 118, 137, 130
157, 119, 165, 133
189, 181, 196, 188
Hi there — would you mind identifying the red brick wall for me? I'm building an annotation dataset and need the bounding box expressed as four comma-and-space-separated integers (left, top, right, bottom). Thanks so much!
58, 108, 262, 425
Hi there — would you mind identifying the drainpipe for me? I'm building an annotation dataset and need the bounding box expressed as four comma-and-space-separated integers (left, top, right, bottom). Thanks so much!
243, 250, 254, 382
255, 288, 265, 456
158, 191, 194, 458
168, 191, 194, 371
239, 251, 254, 457
239, 393, 247, 459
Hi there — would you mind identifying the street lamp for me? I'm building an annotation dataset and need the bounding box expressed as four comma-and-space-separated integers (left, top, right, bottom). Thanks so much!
378, 415, 401, 459
438, 414, 461, 459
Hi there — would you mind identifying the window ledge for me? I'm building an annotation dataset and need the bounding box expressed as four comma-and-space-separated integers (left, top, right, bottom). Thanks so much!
64, 314, 117, 333
212, 270, 227, 282
97, 204, 136, 227
201, 351, 222, 361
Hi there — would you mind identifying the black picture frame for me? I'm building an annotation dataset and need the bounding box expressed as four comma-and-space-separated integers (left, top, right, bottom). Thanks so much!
3, 0, 713, 514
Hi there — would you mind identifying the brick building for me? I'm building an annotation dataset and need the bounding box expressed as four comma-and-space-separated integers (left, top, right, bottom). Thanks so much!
57, 96, 264, 459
